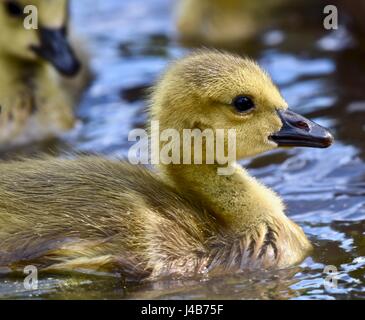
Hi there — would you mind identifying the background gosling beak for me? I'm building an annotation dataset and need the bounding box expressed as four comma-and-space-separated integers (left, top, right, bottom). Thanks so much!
31, 27, 81, 77
270, 109, 334, 148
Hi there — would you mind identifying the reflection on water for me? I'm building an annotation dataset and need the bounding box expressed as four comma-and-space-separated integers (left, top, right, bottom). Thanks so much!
1, 0, 365, 299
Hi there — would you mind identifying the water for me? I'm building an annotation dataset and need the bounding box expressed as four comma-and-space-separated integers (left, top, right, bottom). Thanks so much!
1, 0, 365, 299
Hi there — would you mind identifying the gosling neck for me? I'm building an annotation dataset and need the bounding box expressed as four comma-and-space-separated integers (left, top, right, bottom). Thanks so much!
159, 162, 287, 233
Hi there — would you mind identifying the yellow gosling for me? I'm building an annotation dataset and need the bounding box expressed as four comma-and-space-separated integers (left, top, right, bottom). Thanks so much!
0, 0, 90, 148
0, 51, 333, 280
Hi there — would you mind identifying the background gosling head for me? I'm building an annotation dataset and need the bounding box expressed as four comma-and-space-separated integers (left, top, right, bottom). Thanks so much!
0, 0, 80, 76
151, 50, 333, 162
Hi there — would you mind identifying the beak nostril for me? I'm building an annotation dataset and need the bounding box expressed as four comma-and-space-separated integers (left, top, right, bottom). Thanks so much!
296, 120, 310, 131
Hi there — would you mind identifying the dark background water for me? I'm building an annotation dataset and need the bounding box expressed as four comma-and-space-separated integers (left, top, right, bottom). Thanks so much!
1, 0, 365, 299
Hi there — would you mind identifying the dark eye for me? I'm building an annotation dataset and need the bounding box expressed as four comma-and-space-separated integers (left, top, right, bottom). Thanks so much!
232, 95, 255, 113
4, 1, 23, 17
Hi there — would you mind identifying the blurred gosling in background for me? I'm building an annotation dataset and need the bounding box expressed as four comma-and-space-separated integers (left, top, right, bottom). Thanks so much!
0, 0, 90, 148
176, 0, 285, 47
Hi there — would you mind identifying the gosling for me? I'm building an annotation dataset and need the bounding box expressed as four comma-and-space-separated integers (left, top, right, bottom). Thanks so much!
176, 0, 284, 47
0, 0, 89, 148
0, 51, 333, 281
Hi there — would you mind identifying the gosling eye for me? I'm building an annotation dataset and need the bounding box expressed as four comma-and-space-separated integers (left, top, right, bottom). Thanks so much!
232, 95, 255, 113
4, 1, 24, 18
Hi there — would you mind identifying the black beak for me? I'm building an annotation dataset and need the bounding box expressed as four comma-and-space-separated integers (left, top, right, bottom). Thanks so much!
31, 27, 81, 77
270, 109, 334, 148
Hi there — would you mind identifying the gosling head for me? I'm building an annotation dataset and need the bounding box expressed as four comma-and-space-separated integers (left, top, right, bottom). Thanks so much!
0, 0, 80, 76
151, 51, 333, 161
